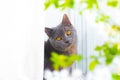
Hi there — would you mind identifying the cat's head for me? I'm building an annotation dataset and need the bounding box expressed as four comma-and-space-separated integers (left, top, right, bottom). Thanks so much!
45, 14, 77, 51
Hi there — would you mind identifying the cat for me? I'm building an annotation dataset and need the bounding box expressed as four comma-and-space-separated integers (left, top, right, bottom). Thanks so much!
44, 14, 77, 71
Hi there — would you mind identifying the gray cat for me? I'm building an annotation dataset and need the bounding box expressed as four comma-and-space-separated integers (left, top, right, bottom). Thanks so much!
44, 14, 77, 71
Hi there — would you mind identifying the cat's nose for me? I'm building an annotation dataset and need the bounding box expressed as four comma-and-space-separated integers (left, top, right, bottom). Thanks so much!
65, 40, 70, 43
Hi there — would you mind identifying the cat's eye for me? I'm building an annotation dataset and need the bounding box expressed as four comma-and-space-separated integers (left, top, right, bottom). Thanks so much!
66, 30, 71, 36
56, 36, 62, 41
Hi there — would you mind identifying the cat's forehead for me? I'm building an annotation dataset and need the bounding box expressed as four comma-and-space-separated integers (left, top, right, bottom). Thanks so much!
54, 26, 64, 33
55, 24, 72, 30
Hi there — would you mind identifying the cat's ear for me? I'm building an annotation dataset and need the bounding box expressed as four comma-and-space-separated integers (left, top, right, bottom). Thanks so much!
62, 14, 71, 25
45, 27, 53, 37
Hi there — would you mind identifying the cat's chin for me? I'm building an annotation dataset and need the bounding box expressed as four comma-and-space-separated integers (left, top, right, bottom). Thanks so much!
67, 42, 72, 46
57, 43, 72, 51
53, 46, 67, 52
55, 47, 65, 51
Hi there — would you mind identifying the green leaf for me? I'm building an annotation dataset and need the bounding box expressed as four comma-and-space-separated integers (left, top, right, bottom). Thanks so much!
107, 0, 118, 7
65, 0, 74, 8
117, 44, 120, 54
89, 59, 99, 71
94, 46, 102, 51
53, 64, 59, 70
112, 73, 120, 80
52, 0, 59, 8
105, 56, 113, 65
50, 53, 68, 70
44, 1, 51, 10
66, 54, 82, 66
59, 0, 74, 10
50, 52, 82, 70
112, 25, 120, 32
85, 0, 99, 9
90, 55, 97, 59
50, 52, 59, 64
96, 14, 110, 23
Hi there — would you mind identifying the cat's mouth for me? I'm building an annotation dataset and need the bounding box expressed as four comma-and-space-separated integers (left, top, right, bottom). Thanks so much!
66, 42, 72, 46
66, 40, 73, 46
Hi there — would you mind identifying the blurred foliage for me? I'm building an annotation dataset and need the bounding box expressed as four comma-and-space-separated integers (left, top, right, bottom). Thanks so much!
44, 0, 120, 32
44, 0, 75, 10
112, 25, 120, 32
89, 59, 99, 71
50, 52, 82, 70
80, 0, 99, 9
107, 0, 119, 7
112, 73, 120, 80
96, 14, 110, 23
95, 42, 120, 64
44, 0, 119, 10
89, 42, 120, 70
106, 24, 120, 37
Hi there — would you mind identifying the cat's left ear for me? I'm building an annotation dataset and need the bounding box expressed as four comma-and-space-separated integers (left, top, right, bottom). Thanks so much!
62, 14, 71, 25
45, 27, 53, 37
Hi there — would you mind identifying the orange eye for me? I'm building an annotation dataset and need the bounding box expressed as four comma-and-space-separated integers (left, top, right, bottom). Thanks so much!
66, 30, 71, 36
56, 36, 62, 41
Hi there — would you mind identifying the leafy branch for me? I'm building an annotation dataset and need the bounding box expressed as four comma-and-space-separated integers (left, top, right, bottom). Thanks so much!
50, 52, 82, 70
89, 42, 120, 71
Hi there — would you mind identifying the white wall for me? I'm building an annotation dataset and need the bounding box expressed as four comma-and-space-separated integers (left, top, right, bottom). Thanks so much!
0, 0, 44, 80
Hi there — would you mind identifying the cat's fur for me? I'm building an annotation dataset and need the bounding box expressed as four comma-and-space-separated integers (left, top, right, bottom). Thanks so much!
44, 14, 77, 71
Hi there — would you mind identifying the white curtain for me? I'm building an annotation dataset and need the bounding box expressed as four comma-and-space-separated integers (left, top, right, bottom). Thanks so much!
0, 0, 44, 80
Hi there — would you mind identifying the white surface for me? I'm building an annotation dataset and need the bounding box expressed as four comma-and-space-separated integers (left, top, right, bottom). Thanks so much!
0, 0, 44, 80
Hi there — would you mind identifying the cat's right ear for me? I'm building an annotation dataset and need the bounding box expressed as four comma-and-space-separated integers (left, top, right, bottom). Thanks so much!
62, 14, 71, 25
45, 27, 53, 37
